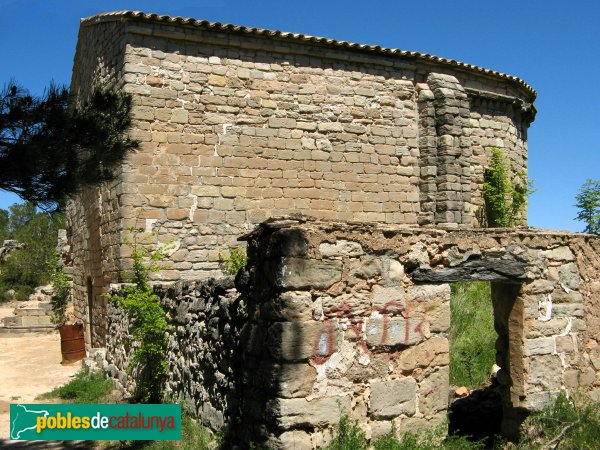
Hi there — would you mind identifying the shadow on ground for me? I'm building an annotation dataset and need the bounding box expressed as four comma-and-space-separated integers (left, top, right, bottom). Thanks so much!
0, 440, 92, 449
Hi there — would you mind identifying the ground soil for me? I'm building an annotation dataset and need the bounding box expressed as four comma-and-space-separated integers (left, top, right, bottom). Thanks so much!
0, 325, 83, 447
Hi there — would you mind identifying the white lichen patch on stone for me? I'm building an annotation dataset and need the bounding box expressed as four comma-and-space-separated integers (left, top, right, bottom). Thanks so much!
318, 240, 364, 257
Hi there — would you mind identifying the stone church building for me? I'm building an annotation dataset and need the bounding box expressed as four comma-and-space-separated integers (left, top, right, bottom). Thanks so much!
67, 11, 535, 347
61, 11, 600, 449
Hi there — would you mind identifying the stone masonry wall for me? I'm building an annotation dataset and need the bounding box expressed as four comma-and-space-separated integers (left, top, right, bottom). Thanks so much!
66, 19, 129, 347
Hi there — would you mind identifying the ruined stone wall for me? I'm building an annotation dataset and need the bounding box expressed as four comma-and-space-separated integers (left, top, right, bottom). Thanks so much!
68, 14, 535, 299
93, 218, 600, 448
99, 277, 244, 430
235, 219, 600, 447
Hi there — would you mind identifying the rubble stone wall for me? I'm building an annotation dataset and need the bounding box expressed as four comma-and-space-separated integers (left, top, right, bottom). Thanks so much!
93, 218, 600, 449
99, 277, 245, 430
235, 219, 600, 447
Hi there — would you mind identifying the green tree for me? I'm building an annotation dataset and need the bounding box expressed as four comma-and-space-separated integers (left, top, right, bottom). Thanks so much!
0, 208, 8, 241
575, 179, 600, 235
0, 203, 63, 300
0, 82, 138, 210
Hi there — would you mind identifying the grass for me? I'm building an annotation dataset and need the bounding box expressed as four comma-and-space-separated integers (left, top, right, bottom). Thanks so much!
110, 413, 212, 450
516, 391, 600, 449
38, 368, 213, 449
37, 367, 116, 403
449, 281, 496, 388
324, 415, 483, 450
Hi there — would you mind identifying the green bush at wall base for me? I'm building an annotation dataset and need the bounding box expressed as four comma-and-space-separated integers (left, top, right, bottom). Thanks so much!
107, 229, 169, 404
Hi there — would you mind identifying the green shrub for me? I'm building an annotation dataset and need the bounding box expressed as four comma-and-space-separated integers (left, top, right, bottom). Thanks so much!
220, 246, 247, 275
483, 148, 533, 227
48, 252, 70, 325
107, 229, 169, 403
324, 414, 368, 450
373, 428, 435, 450
518, 391, 600, 449
38, 367, 115, 403
449, 282, 496, 388
325, 415, 483, 450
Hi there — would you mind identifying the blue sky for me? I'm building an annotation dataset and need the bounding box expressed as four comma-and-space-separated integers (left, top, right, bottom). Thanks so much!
1, 0, 598, 231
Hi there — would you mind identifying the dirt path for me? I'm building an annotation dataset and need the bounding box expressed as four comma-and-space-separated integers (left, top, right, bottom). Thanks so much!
0, 331, 82, 442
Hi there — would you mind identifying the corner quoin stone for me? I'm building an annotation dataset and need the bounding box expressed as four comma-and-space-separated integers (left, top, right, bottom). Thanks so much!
267, 320, 340, 361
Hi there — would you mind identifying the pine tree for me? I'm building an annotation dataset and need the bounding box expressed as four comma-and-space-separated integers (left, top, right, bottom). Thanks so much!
575, 179, 600, 235
0, 82, 138, 210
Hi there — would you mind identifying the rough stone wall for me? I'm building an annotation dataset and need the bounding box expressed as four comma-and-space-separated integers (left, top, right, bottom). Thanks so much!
67, 14, 536, 311
100, 277, 244, 430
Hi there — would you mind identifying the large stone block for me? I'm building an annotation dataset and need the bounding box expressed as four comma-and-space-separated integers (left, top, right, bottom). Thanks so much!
524, 337, 555, 356
262, 291, 313, 321
418, 367, 449, 415
267, 320, 340, 361
541, 246, 575, 262
278, 363, 317, 398
558, 263, 581, 290
406, 284, 450, 302
527, 355, 562, 392
274, 395, 351, 429
319, 240, 364, 257
396, 336, 449, 371
366, 316, 425, 347
279, 430, 313, 450
370, 378, 417, 419
372, 285, 404, 309
428, 302, 450, 333
270, 258, 343, 290
321, 292, 371, 317
348, 257, 383, 284
268, 229, 309, 257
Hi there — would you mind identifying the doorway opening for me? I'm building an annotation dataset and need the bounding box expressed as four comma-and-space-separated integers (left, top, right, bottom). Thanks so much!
448, 281, 524, 445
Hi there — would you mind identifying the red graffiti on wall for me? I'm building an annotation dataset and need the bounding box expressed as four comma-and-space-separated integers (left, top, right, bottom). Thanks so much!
310, 299, 426, 365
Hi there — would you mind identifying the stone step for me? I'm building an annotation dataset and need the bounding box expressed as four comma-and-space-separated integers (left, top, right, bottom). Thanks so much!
0, 324, 55, 335
13, 302, 53, 316
14, 307, 52, 317
2, 315, 53, 327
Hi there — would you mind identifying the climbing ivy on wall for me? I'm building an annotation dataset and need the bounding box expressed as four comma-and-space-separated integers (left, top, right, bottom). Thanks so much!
107, 229, 169, 403
483, 148, 533, 227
